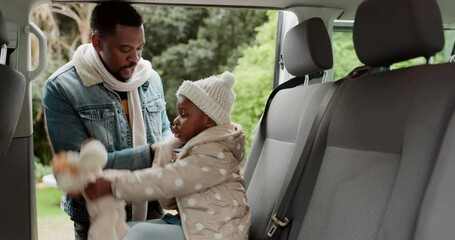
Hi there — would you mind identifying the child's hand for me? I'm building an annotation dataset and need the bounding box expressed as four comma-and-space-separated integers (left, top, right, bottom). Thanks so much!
84, 178, 112, 201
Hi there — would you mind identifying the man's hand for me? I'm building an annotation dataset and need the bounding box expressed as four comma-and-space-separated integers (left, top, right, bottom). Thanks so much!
84, 178, 113, 201
67, 192, 83, 199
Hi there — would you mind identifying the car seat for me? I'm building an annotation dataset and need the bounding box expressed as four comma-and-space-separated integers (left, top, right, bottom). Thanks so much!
0, 10, 26, 160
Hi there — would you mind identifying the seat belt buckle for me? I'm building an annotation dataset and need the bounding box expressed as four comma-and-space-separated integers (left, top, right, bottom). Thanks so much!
267, 213, 289, 237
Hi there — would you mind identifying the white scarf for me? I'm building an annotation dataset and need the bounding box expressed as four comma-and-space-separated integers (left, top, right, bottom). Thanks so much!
73, 44, 151, 148
73, 44, 149, 220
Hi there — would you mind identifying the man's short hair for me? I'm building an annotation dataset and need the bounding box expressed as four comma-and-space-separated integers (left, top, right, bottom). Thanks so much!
90, 1, 143, 38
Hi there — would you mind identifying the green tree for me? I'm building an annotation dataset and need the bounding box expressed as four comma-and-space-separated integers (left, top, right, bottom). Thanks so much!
143, 7, 268, 118
332, 31, 362, 80
197, 8, 269, 70
137, 6, 208, 58
231, 11, 277, 153
154, 39, 218, 116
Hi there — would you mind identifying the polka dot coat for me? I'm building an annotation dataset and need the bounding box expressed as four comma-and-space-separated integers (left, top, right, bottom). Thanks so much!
111, 124, 251, 240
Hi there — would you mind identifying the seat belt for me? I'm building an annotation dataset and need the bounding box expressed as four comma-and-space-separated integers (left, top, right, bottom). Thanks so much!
266, 66, 373, 240
261, 72, 324, 134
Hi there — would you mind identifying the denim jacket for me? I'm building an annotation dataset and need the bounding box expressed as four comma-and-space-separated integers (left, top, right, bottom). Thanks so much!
42, 61, 172, 222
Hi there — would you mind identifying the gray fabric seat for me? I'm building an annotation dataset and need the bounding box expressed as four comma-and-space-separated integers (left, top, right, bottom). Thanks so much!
293, 0, 455, 239
244, 17, 334, 239
0, 10, 26, 160
415, 102, 455, 240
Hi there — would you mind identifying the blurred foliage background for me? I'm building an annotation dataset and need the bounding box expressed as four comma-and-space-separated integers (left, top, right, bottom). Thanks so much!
31, 4, 276, 172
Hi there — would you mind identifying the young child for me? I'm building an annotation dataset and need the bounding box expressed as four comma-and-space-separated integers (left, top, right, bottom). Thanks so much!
85, 71, 251, 240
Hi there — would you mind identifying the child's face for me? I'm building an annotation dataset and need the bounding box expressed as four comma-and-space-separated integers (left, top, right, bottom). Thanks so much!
172, 96, 215, 143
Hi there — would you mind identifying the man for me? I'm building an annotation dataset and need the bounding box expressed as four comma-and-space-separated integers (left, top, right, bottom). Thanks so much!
42, 2, 172, 239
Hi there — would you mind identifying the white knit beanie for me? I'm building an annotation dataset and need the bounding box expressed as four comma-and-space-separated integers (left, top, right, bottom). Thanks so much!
176, 71, 236, 125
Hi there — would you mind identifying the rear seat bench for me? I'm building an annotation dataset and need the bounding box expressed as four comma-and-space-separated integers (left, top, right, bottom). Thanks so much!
246, 0, 455, 239
297, 0, 454, 239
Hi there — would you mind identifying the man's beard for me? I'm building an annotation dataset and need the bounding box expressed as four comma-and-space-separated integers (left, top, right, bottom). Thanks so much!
113, 71, 129, 82
113, 64, 136, 82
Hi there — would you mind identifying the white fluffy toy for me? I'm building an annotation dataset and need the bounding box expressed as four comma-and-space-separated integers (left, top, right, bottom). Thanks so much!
52, 139, 129, 240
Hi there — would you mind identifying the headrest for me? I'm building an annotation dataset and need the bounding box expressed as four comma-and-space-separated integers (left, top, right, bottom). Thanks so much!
283, 17, 333, 76
353, 0, 444, 67
0, 11, 9, 46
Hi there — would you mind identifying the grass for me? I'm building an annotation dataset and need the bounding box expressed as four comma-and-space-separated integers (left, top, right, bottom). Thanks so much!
36, 186, 74, 239
36, 187, 66, 217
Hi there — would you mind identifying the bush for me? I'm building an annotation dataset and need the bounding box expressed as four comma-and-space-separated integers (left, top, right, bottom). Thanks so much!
34, 157, 52, 183
231, 11, 277, 155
